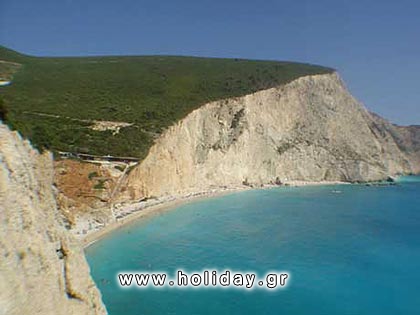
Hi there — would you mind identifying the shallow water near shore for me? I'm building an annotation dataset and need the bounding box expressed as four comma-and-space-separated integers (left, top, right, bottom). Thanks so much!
86, 177, 420, 315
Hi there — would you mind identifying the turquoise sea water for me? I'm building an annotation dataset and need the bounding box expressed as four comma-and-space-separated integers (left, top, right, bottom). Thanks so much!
86, 177, 420, 315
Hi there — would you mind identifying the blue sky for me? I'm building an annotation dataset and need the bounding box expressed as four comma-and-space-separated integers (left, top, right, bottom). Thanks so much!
1, 0, 419, 125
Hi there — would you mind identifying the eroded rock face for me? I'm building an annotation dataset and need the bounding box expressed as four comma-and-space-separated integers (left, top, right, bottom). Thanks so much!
123, 73, 419, 199
368, 112, 420, 174
0, 124, 106, 315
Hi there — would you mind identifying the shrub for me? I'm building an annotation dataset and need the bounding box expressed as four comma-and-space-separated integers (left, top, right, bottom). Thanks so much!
88, 171, 99, 180
93, 179, 106, 190
0, 97, 7, 121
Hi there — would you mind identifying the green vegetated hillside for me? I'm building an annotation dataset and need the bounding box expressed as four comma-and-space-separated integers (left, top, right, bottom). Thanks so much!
0, 45, 334, 159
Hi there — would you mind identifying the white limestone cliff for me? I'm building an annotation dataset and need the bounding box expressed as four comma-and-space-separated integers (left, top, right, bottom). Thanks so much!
0, 124, 106, 315
122, 73, 418, 199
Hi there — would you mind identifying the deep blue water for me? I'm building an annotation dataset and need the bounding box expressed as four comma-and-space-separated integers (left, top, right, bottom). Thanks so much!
86, 177, 420, 315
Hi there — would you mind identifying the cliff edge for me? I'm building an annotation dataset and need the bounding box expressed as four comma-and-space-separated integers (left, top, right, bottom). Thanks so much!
122, 73, 419, 199
0, 123, 106, 315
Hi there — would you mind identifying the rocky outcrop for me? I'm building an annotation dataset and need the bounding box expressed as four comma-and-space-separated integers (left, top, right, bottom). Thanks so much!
123, 73, 419, 199
368, 112, 420, 174
395, 125, 420, 173
0, 124, 106, 315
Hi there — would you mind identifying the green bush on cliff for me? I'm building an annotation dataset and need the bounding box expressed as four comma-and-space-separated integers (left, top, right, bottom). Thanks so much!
0, 97, 7, 121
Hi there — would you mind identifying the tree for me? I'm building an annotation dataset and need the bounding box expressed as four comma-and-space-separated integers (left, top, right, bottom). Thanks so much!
31, 126, 52, 152
0, 97, 7, 121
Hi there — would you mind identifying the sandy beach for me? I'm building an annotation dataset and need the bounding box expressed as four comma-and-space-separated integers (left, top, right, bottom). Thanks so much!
81, 180, 348, 248
81, 186, 247, 247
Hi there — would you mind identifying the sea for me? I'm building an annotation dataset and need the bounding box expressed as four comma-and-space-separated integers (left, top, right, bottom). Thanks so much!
85, 176, 420, 315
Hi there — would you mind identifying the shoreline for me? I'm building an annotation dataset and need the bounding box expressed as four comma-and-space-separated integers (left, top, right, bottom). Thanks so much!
81, 186, 249, 248
81, 180, 349, 248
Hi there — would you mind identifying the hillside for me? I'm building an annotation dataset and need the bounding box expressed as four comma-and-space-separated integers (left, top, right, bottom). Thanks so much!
0, 45, 334, 158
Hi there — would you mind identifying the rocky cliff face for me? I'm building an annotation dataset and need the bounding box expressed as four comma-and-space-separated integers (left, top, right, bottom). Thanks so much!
123, 73, 419, 199
368, 112, 420, 174
0, 124, 106, 315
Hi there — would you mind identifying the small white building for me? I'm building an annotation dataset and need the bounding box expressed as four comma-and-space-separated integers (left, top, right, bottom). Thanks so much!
0, 80, 11, 87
